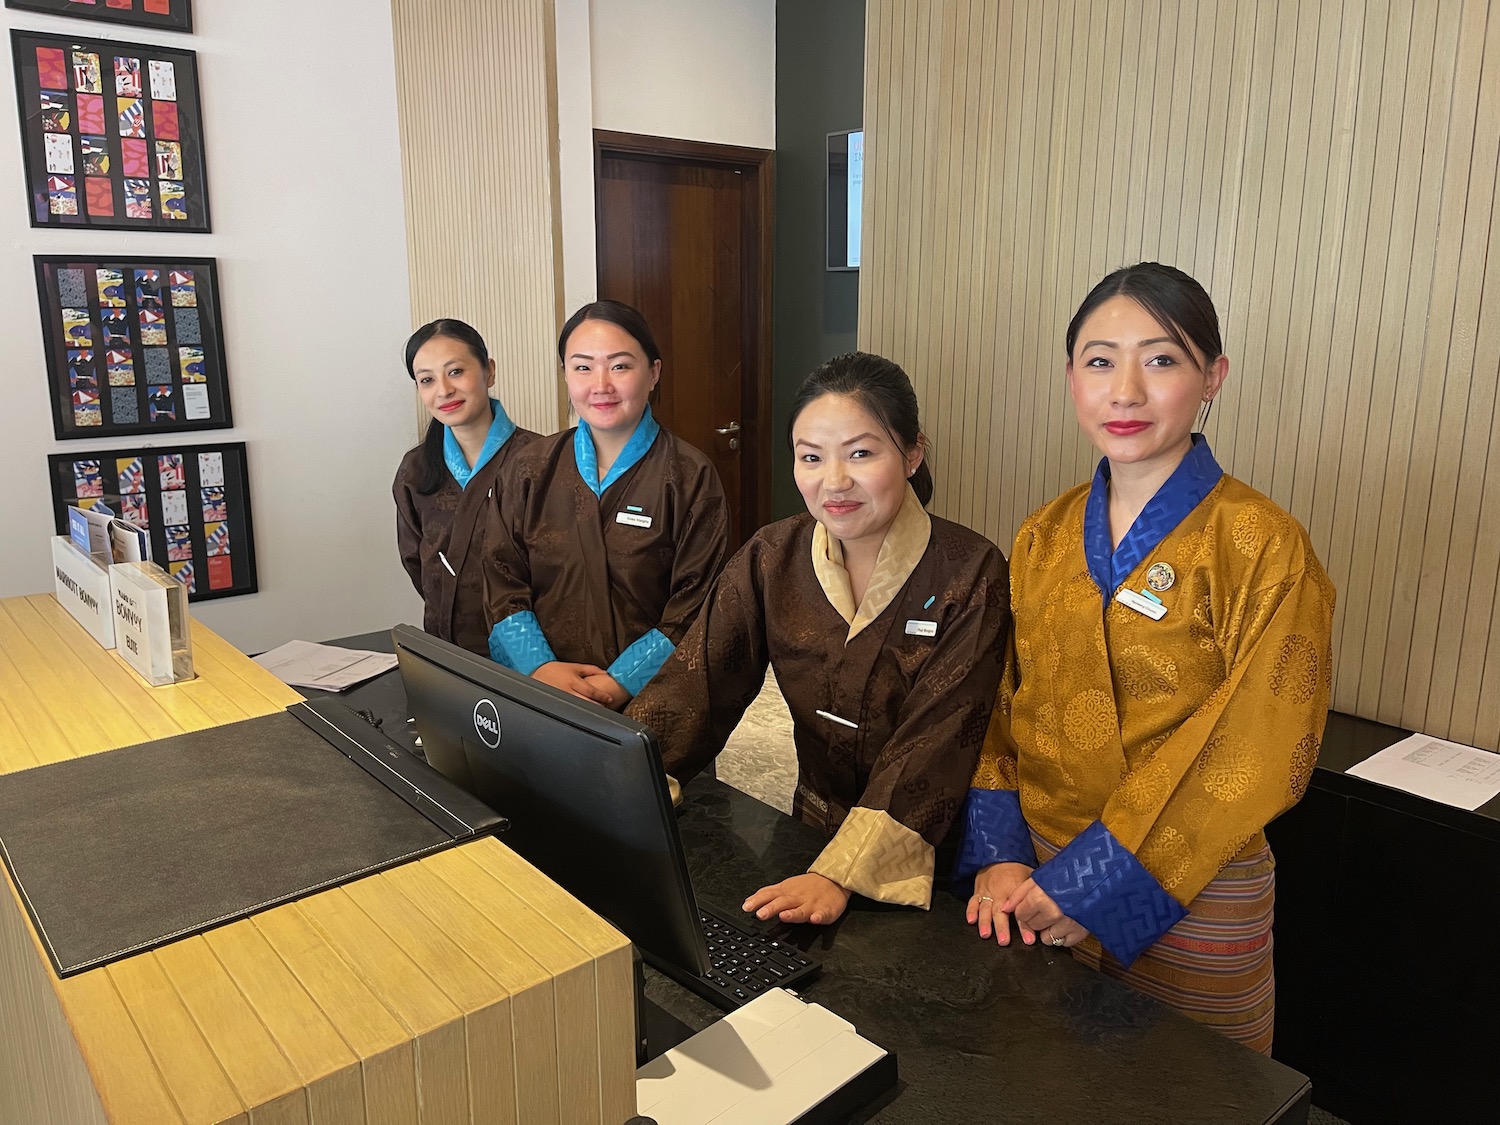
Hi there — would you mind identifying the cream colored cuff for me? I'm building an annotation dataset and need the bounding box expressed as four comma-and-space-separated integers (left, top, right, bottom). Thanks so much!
807, 807, 934, 909
666, 774, 682, 807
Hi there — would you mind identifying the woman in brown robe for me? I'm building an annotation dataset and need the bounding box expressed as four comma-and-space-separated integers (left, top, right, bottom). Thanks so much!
482, 300, 729, 709
393, 318, 535, 656
628, 352, 1009, 926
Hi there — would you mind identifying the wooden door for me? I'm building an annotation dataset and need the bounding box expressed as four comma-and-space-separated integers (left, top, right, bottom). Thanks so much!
593, 131, 773, 546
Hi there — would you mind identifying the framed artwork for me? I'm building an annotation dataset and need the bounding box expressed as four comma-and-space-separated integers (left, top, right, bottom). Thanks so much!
10, 29, 210, 231
4, 1, 193, 33
35, 255, 231, 440
49, 442, 258, 601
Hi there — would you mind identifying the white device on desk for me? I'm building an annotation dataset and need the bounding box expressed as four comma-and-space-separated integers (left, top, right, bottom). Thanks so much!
637, 988, 895, 1125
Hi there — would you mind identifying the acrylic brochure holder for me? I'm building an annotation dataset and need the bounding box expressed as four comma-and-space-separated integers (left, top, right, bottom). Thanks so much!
51, 535, 115, 648
110, 560, 194, 685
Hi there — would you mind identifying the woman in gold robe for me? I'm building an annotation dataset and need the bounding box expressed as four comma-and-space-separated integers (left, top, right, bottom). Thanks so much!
961, 263, 1335, 1054
482, 300, 729, 709
394, 318, 535, 656
629, 352, 1008, 927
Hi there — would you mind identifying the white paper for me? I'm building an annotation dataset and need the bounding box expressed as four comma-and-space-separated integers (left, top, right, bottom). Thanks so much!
1346, 733, 1500, 811
44, 132, 74, 174
182, 384, 211, 420
148, 59, 176, 101
252, 638, 397, 692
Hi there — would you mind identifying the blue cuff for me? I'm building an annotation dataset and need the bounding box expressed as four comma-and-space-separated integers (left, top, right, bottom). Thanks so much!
488, 611, 556, 676
955, 788, 1038, 875
607, 628, 674, 697
1031, 819, 1188, 967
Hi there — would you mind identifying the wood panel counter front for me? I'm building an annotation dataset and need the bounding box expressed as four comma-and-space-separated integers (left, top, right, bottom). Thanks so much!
0, 593, 637, 1125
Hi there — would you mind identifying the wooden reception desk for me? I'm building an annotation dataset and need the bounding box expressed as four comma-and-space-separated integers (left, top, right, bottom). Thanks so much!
0, 593, 637, 1125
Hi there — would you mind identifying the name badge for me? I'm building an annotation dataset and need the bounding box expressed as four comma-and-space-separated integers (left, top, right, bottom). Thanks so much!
905, 619, 937, 637
1117, 588, 1167, 620
615, 511, 652, 529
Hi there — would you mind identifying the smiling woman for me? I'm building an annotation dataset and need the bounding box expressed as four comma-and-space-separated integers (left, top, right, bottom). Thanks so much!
628, 352, 1008, 929
482, 300, 730, 710
393, 318, 537, 656
960, 263, 1335, 1055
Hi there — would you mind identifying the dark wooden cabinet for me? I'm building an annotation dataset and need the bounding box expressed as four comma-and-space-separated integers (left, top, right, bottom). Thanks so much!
1267, 713, 1500, 1125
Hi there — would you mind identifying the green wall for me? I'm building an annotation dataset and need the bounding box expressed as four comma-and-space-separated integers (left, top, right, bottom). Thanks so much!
771, 0, 865, 517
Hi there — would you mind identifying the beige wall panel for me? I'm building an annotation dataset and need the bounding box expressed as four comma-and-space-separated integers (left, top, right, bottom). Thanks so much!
0, 870, 113, 1125
1375, 0, 1478, 722
391, 0, 565, 437
863, 0, 1500, 748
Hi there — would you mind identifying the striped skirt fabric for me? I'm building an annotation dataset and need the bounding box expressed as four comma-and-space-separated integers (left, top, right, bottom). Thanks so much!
1034, 832, 1278, 1055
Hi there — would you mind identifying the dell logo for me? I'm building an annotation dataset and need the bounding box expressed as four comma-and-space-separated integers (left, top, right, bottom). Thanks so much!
473, 698, 502, 748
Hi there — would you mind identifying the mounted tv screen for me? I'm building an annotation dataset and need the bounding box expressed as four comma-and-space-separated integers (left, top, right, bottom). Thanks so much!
827, 129, 863, 271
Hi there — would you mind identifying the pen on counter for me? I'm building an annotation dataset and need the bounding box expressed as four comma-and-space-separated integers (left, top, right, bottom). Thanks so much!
816, 709, 859, 729
438, 551, 456, 576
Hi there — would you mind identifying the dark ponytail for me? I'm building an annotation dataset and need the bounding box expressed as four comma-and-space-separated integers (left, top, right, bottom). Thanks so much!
786, 351, 933, 505
404, 318, 492, 495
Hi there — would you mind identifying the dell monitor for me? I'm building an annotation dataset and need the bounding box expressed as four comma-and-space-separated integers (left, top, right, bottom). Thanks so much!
392, 623, 712, 978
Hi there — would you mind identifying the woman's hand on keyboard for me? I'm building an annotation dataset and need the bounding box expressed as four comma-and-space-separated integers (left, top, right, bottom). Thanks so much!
743, 873, 852, 925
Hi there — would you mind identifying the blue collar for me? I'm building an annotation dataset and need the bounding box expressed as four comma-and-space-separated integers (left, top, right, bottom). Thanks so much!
574, 405, 660, 498
443, 398, 516, 489
1084, 434, 1223, 598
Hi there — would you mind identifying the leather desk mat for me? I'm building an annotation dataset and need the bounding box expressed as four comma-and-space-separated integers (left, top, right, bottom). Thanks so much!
0, 703, 501, 976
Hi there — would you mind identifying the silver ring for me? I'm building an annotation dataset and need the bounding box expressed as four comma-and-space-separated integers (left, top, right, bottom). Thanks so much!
1051, 934, 1065, 947
977, 895, 993, 902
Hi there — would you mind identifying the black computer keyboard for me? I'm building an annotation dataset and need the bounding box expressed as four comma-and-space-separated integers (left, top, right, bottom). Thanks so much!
651, 902, 821, 1010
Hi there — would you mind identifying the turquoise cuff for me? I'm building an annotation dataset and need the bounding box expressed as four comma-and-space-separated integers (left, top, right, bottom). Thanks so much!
607, 628, 674, 697
488, 610, 556, 676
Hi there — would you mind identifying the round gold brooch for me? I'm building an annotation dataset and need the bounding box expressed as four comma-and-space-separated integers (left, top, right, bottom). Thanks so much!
1145, 561, 1176, 593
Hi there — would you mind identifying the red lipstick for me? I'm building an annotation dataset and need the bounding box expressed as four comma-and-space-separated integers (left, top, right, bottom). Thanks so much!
1104, 421, 1149, 435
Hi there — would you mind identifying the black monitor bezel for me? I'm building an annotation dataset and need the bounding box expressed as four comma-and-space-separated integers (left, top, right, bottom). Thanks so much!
391, 624, 712, 977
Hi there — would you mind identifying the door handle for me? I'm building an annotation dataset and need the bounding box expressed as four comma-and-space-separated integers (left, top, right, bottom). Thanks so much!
714, 422, 741, 434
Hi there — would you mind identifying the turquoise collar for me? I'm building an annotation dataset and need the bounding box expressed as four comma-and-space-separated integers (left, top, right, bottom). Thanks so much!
574, 405, 660, 497
443, 398, 517, 489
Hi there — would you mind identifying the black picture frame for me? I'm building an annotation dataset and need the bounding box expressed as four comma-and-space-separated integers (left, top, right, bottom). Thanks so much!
49, 442, 258, 602
35, 255, 232, 440
11, 28, 210, 231
4, 0, 193, 33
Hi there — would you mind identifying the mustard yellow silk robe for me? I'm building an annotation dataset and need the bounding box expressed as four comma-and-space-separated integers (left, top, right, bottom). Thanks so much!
973, 475, 1335, 912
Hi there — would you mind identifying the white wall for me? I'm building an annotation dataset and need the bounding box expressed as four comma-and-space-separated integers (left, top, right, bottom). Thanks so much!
553, 0, 775, 320
556, 0, 600, 318
589, 0, 775, 149
0, 1, 422, 653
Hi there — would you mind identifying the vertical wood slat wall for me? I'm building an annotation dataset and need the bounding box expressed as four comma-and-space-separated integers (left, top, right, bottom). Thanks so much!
390, 0, 565, 436
862, 0, 1500, 749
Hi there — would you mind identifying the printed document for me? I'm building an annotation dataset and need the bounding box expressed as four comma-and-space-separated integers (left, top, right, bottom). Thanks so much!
253, 639, 397, 692
1346, 734, 1500, 811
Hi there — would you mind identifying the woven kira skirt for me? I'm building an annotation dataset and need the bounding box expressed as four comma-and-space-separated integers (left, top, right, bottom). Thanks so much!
1035, 832, 1277, 1055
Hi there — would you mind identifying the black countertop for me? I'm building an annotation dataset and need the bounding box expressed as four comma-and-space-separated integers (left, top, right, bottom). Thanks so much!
661, 777, 1308, 1125
312, 630, 1310, 1124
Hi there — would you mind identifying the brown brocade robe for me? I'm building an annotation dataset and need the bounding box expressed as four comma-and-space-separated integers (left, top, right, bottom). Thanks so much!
482, 425, 729, 683
393, 430, 535, 656
628, 489, 1009, 907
